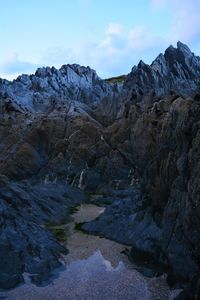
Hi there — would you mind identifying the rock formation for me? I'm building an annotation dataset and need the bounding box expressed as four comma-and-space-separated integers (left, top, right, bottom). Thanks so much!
83, 93, 200, 284
125, 41, 200, 99
0, 41, 200, 298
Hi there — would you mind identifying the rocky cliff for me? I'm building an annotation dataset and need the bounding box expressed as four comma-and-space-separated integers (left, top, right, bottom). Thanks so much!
0, 64, 121, 112
0, 42, 200, 298
124, 41, 200, 101
83, 93, 200, 290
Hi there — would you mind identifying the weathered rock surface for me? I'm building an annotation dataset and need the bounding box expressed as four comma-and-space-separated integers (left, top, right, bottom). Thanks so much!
124, 41, 200, 101
0, 64, 121, 113
0, 175, 86, 289
82, 93, 200, 295
1, 42, 200, 118
0, 42, 200, 298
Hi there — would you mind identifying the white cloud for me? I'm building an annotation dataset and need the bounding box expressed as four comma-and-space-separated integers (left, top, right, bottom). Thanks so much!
106, 23, 123, 36
86, 23, 166, 77
1, 1, 200, 81
0, 52, 40, 79
40, 48, 75, 66
0, 24, 167, 80
150, 0, 200, 45
169, 0, 200, 44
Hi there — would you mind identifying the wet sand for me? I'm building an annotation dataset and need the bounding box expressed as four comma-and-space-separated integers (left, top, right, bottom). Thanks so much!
63, 204, 133, 267
1, 204, 181, 300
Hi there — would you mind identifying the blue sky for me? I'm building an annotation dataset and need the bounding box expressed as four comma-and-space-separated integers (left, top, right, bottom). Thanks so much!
0, 0, 200, 79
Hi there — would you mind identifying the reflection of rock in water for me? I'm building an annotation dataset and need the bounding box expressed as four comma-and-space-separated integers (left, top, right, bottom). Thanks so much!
63, 204, 132, 267
1, 204, 181, 300
4, 251, 150, 300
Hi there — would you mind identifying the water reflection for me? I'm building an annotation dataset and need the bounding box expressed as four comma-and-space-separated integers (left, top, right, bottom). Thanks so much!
0, 204, 180, 299
3, 251, 150, 300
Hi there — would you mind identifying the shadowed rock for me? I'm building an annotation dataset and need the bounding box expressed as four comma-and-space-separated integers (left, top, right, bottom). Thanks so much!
0, 42, 200, 297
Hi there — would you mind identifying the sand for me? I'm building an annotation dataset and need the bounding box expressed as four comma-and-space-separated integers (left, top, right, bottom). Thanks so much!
0, 204, 182, 300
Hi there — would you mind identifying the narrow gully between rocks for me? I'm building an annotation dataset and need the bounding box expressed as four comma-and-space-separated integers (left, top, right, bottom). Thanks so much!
1, 203, 181, 300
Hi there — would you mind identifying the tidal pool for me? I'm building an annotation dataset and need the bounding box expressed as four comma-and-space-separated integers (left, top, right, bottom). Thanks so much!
1, 204, 181, 300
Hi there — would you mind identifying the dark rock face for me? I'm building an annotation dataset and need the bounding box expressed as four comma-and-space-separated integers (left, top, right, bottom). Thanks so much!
82, 94, 200, 290
0, 88, 131, 185
0, 42, 200, 297
124, 41, 200, 101
0, 93, 130, 289
0, 175, 86, 289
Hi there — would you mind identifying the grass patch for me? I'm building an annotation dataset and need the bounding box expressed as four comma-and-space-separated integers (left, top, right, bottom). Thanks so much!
69, 205, 80, 214
50, 228, 68, 241
74, 222, 87, 234
45, 223, 69, 241
0, 120, 10, 126
105, 75, 126, 84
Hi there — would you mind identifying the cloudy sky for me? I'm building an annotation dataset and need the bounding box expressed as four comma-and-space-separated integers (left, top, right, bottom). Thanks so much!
0, 0, 200, 80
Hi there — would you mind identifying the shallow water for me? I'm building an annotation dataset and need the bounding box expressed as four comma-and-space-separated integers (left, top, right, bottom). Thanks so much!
63, 204, 133, 267
1, 204, 181, 300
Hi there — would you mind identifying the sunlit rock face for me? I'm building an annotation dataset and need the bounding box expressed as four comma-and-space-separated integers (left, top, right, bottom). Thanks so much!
0, 64, 118, 112
1, 42, 200, 115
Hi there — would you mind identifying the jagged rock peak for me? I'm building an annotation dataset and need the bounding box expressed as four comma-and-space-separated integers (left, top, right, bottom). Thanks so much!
177, 40, 193, 55
138, 60, 147, 68
164, 41, 192, 55
0, 62, 116, 112
60, 64, 98, 77
153, 42, 193, 67
0, 41, 200, 113
20, 63, 100, 82
124, 41, 200, 97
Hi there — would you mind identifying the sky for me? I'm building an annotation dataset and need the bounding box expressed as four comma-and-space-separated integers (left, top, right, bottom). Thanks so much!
0, 0, 200, 80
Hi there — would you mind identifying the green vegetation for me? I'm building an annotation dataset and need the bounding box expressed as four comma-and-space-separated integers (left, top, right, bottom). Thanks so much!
74, 222, 87, 234
0, 120, 10, 126
105, 75, 126, 84
69, 205, 80, 214
50, 227, 68, 241
45, 223, 69, 241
